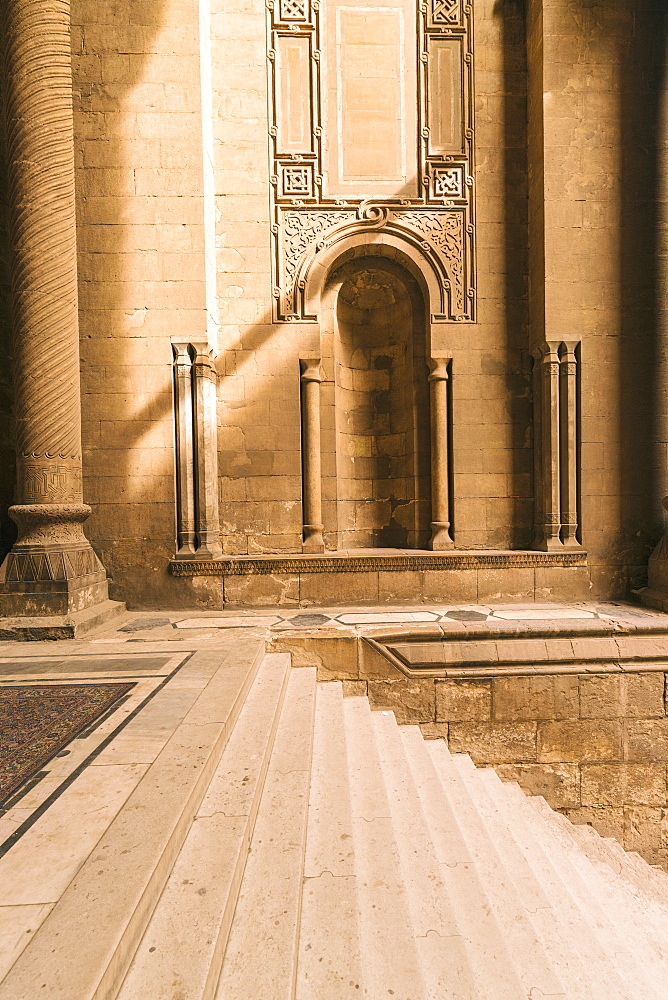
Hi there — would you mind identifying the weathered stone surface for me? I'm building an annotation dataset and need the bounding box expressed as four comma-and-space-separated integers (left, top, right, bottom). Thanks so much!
537, 720, 622, 764
560, 807, 625, 844
367, 679, 436, 724
580, 674, 665, 720
581, 764, 667, 807
492, 675, 579, 721
495, 763, 580, 810
448, 722, 537, 763
623, 806, 663, 856
626, 719, 668, 762
269, 635, 358, 681
435, 679, 491, 722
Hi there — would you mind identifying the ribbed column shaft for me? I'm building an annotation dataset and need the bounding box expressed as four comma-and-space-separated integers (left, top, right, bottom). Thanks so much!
1, 0, 83, 505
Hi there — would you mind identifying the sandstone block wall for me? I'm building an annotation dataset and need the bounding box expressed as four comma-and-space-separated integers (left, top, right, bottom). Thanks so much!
372, 670, 668, 869
0, 0, 666, 607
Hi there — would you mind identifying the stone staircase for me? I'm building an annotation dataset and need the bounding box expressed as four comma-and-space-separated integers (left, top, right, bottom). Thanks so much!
5, 652, 668, 999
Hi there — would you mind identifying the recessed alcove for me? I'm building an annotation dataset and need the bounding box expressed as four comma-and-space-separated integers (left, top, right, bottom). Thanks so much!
322, 257, 431, 550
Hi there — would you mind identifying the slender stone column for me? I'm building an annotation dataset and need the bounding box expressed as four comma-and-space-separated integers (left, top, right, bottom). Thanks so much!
172, 344, 197, 558
300, 359, 325, 552
192, 345, 222, 558
428, 358, 454, 550
0, 0, 111, 619
536, 341, 562, 551
559, 342, 579, 548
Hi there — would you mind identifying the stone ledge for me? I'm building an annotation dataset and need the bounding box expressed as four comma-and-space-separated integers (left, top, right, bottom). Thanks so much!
170, 549, 588, 577
0, 599, 126, 640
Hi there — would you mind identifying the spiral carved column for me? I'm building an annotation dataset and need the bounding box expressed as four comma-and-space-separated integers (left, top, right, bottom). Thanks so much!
0, 0, 111, 619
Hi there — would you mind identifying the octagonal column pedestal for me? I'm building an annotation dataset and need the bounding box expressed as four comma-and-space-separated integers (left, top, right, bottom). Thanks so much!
643, 499, 668, 612
0, 0, 122, 637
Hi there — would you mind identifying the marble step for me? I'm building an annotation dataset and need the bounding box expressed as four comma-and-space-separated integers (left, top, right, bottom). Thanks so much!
500, 779, 668, 998
454, 758, 612, 1000
214, 666, 316, 1000
426, 739, 569, 999
531, 794, 668, 910
343, 696, 427, 999
296, 681, 363, 1000
0, 639, 266, 1000
398, 724, 527, 999
475, 769, 635, 999
117, 652, 293, 1000
371, 710, 479, 999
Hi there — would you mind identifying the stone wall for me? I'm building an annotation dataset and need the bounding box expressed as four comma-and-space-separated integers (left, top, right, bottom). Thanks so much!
369, 670, 668, 869
0, 0, 666, 607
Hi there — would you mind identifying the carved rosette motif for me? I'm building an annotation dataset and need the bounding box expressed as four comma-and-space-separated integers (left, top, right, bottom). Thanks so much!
267, 0, 475, 322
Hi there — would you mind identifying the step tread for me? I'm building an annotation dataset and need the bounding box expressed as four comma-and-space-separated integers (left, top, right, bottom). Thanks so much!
500, 777, 668, 998
117, 652, 291, 1000
454, 758, 606, 1000
399, 726, 527, 1000
215, 667, 316, 1000
0, 640, 265, 1000
426, 742, 568, 999
343, 697, 426, 1000
296, 682, 363, 1000
371, 711, 479, 1000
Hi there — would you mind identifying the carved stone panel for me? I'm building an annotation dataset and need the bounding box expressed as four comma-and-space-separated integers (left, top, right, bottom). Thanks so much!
266, 0, 475, 323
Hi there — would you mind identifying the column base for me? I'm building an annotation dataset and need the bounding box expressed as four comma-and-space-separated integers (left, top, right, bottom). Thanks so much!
0, 503, 114, 618
302, 524, 325, 553
428, 522, 454, 550
642, 524, 668, 612
0, 599, 126, 641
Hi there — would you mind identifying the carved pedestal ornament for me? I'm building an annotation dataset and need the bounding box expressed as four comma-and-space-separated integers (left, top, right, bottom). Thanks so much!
0, 0, 115, 620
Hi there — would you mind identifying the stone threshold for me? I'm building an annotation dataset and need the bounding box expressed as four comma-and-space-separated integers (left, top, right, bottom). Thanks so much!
0, 599, 125, 641
170, 549, 588, 576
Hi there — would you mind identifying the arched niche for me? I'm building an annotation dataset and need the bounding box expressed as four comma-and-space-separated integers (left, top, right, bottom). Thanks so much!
321, 256, 431, 550
298, 235, 455, 553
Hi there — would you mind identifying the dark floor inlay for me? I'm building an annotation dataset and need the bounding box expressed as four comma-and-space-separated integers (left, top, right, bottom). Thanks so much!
0, 682, 134, 804
288, 613, 332, 626
119, 618, 172, 632
444, 610, 489, 622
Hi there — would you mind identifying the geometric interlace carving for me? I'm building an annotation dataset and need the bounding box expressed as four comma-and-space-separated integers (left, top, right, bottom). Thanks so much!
280, 0, 307, 19
431, 0, 459, 23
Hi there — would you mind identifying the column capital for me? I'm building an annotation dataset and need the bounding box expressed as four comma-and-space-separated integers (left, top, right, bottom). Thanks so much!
428, 357, 451, 382
300, 358, 323, 383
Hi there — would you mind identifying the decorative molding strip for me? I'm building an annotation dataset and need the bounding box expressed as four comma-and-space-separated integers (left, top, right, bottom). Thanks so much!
170, 550, 588, 576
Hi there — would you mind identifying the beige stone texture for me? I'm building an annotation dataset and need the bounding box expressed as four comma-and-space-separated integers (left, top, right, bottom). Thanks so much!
495, 764, 580, 810
223, 574, 299, 608
560, 808, 625, 845
580, 673, 666, 720
581, 764, 667, 808
448, 722, 537, 764
367, 679, 436, 724
492, 676, 579, 721
538, 721, 623, 764
269, 634, 358, 681
626, 719, 668, 762
435, 679, 492, 722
